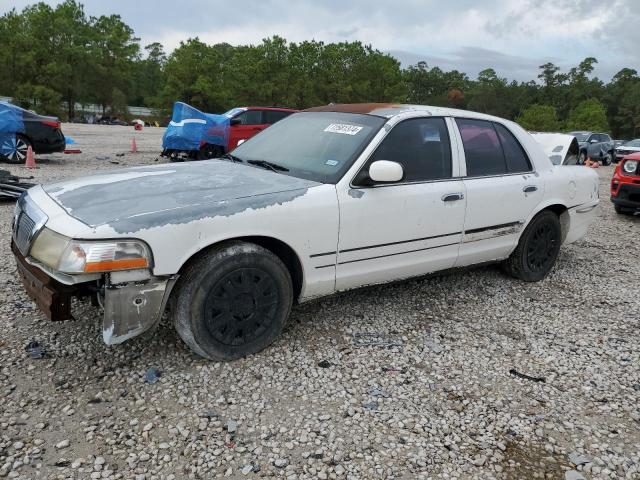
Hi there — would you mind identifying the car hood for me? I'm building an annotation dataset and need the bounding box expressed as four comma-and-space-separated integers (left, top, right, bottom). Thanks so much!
43, 160, 320, 234
616, 146, 640, 151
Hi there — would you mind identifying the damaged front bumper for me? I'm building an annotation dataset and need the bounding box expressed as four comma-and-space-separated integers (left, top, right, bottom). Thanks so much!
12, 241, 176, 345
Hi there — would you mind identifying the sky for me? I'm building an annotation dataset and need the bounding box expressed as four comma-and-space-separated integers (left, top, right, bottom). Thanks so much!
2, 0, 638, 82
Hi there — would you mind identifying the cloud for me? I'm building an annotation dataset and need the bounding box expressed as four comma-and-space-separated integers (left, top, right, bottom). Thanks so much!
3, 0, 639, 81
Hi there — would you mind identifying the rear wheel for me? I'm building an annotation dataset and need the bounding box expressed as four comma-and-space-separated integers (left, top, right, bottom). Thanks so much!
172, 241, 293, 361
197, 143, 224, 160
502, 210, 561, 282
0, 134, 31, 164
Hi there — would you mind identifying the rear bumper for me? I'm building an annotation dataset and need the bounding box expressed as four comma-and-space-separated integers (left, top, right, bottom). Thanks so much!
564, 200, 599, 245
32, 130, 66, 154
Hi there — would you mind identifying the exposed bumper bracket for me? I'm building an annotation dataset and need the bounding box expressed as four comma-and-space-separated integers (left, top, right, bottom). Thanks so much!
102, 275, 178, 345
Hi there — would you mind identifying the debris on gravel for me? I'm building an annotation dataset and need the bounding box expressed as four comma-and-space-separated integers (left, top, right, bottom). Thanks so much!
0, 124, 638, 479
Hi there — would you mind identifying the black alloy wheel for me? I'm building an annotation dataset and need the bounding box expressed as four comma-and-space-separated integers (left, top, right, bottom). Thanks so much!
525, 221, 558, 273
203, 267, 280, 347
172, 241, 293, 360
502, 210, 562, 282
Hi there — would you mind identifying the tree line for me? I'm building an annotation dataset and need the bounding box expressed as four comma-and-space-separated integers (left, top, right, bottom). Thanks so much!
2, 1, 640, 138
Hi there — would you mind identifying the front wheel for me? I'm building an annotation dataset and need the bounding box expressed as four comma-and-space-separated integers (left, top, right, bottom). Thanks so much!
502, 210, 562, 282
603, 152, 612, 166
0, 134, 31, 164
172, 241, 293, 361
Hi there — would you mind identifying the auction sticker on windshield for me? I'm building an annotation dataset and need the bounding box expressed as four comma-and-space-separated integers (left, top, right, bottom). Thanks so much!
324, 124, 363, 135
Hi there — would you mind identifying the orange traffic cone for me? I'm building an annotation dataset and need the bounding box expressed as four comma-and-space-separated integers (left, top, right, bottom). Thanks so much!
25, 145, 37, 169
131, 137, 138, 153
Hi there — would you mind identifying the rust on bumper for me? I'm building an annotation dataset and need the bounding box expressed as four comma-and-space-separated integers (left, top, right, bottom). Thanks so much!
11, 241, 74, 321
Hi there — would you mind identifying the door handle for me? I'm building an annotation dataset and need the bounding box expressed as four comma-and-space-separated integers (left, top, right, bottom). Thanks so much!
523, 185, 538, 193
442, 193, 464, 202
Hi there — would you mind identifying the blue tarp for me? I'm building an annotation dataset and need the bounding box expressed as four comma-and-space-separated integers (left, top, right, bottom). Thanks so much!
0, 102, 24, 134
0, 102, 25, 158
162, 102, 229, 151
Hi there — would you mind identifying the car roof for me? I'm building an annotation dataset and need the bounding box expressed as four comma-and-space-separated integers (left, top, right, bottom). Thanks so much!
303, 103, 513, 122
243, 106, 298, 112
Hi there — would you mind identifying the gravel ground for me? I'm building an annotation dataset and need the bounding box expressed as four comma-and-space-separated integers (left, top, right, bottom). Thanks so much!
0, 124, 638, 480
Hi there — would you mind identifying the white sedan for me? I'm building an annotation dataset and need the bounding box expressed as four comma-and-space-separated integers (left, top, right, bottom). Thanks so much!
12, 104, 600, 360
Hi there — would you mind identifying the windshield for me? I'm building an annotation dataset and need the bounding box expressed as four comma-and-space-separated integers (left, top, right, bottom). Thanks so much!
570, 132, 590, 142
624, 139, 640, 147
223, 107, 245, 118
230, 111, 386, 183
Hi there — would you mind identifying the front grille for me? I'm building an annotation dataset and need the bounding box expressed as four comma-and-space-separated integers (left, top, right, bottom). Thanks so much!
14, 211, 36, 255
12, 194, 48, 256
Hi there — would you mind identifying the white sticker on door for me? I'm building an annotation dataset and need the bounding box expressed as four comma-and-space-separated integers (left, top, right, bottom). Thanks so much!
324, 124, 363, 135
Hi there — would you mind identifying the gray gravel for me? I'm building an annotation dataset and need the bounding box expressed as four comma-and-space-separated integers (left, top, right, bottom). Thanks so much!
1, 124, 639, 479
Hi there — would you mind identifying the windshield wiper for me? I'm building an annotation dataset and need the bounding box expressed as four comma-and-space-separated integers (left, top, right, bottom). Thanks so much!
247, 159, 289, 172
220, 153, 243, 163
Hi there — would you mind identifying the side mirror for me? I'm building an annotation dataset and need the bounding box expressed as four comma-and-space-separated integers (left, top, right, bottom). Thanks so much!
368, 160, 404, 183
589, 138, 598, 143
230, 118, 242, 126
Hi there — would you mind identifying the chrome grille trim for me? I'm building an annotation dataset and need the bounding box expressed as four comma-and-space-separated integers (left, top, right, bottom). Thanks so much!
12, 193, 48, 256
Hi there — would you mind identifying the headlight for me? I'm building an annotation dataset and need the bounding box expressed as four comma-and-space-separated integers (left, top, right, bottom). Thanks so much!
29, 228, 70, 268
30, 228, 151, 273
623, 160, 638, 174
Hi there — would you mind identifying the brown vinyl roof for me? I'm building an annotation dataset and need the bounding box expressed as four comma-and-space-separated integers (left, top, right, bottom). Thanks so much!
303, 103, 404, 116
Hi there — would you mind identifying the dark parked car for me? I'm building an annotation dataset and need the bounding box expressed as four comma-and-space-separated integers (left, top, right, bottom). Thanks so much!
96, 116, 128, 126
569, 131, 614, 165
0, 102, 65, 163
614, 138, 640, 163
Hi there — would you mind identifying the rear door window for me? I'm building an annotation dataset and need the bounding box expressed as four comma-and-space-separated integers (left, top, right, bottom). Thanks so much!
263, 110, 292, 124
457, 119, 532, 175
235, 110, 263, 125
456, 119, 507, 176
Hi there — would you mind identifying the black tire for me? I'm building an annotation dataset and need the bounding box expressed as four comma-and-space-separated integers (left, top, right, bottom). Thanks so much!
172, 241, 293, 361
578, 151, 586, 165
197, 143, 223, 160
603, 152, 612, 166
502, 210, 562, 282
0, 134, 31, 164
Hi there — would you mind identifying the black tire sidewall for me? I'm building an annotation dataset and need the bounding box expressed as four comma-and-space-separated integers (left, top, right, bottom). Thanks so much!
518, 211, 562, 281
175, 243, 293, 360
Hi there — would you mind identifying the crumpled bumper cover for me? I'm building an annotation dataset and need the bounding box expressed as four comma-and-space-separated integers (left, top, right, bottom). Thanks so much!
12, 240, 176, 345
103, 276, 177, 344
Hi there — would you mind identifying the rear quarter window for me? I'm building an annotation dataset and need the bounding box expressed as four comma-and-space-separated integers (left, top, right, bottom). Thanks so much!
494, 123, 532, 172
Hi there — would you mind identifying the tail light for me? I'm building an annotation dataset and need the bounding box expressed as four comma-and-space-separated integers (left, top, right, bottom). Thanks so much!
41, 119, 61, 129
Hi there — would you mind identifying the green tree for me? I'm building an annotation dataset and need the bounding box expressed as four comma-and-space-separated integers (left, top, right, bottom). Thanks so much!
88, 13, 140, 115
566, 99, 609, 132
516, 104, 560, 131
